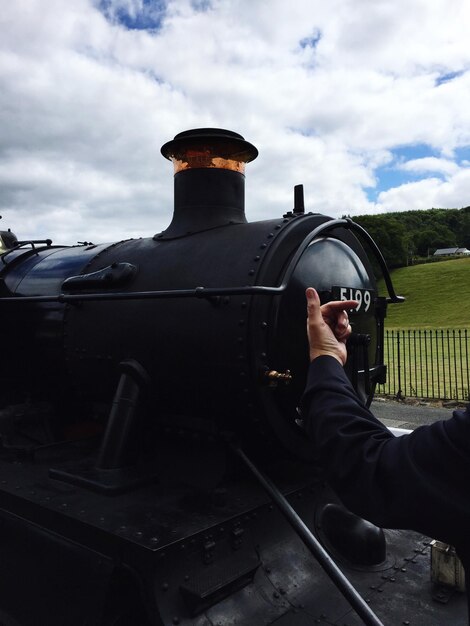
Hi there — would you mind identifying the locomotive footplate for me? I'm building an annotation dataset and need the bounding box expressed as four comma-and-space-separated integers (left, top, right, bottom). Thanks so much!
0, 451, 466, 625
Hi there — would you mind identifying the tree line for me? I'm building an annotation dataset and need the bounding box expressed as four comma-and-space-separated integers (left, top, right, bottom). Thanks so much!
350, 206, 470, 268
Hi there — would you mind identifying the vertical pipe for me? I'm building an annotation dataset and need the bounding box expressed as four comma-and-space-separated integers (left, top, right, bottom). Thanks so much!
387, 331, 392, 397
447, 330, 452, 400
465, 330, 470, 399
453, 330, 458, 400
418, 330, 423, 399
407, 330, 412, 397
385, 330, 390, 395
429, 330, 439, 398
96, 360, 149, 470
441, 330, 446, 399
396, 331, 402, 399
458, 330, 463, 400
401, 331, 407, 397
424, 330, 429, 399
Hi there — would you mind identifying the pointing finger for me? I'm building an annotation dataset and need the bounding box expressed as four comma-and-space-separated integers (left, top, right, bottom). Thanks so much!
321, 300, 358, 316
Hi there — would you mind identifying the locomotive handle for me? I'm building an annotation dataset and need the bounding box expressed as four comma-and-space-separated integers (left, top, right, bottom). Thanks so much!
232, 444, 385, 626
277, 217, 404, 304
343, 218, 405, 304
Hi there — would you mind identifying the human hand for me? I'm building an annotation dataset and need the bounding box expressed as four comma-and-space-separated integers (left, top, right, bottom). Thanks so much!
306, 288, 358, 365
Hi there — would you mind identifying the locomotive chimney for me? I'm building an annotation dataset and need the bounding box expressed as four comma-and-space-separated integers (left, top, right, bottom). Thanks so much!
158, 128, 258, 238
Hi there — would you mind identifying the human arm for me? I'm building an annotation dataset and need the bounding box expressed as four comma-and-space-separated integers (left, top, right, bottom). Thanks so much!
301, 288, 470, 547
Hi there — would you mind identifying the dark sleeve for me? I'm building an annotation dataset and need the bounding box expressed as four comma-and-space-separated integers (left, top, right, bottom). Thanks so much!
300, 355, 470, 548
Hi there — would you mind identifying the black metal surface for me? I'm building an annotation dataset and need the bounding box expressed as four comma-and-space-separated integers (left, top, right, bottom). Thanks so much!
232, 445, 384, 626
96, 360, 150, 470
160, 128, 258, 163
161, 168, 248, 238
1, 449, 466, 625
293, 184, 305, 214
63, 261, 137, 291
0, 127, 443, 625
0, 217, 402, 303
0, 508, 115, 626
0, 214, 386, 463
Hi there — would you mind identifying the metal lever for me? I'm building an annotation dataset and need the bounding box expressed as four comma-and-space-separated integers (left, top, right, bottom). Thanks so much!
96, 360, 149, 470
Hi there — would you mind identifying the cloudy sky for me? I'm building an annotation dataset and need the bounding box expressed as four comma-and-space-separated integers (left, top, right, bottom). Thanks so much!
1, 0, 469, 245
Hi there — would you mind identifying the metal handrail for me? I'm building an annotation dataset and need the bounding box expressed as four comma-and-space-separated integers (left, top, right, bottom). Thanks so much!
0, 219, 403, 304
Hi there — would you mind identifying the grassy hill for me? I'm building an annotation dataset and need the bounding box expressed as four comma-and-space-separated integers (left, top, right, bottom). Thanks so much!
377, 257, 470, 329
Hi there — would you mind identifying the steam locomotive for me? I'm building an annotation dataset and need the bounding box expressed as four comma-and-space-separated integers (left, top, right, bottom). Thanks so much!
0, 129, 466, 625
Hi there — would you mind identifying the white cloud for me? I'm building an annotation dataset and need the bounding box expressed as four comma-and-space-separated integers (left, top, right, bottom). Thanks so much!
397, 157, 460, 177
1, 0, 470, 243
375, 165, 470, 211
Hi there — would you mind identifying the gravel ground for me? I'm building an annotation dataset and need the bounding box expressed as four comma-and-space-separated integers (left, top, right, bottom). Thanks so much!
370, 397, 464, 430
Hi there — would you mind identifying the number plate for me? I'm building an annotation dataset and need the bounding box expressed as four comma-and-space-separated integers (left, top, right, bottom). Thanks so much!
331, 286, 374, 313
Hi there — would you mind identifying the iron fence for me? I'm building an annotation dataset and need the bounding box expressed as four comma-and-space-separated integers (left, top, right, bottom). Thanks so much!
376, 329, 470, 402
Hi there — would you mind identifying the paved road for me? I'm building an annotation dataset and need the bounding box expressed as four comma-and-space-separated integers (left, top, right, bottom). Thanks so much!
370, 398, 459, 430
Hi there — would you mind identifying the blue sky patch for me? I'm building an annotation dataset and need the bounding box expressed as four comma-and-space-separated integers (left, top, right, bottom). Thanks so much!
435, 70, 464, 86
366, 167, 411, 202
366, 144, 442, 201
455, 145, 470, 164
299, 31, 321, 50
97, 0, 167, 31
191, 0, 212, 10
391, 144, 439, 162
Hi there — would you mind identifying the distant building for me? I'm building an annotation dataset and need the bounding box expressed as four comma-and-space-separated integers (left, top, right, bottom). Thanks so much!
433, 247, 470, 257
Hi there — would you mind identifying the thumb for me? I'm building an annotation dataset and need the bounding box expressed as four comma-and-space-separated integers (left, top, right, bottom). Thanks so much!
306, 287, 322, 324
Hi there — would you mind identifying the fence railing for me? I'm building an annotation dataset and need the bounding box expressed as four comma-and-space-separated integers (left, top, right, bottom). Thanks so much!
376, 329, 470, 402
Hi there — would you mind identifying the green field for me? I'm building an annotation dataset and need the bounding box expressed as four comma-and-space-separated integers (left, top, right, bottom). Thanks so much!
378, 257, 470, 329
376, 257, 470, 400
378, 328, 469, 401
